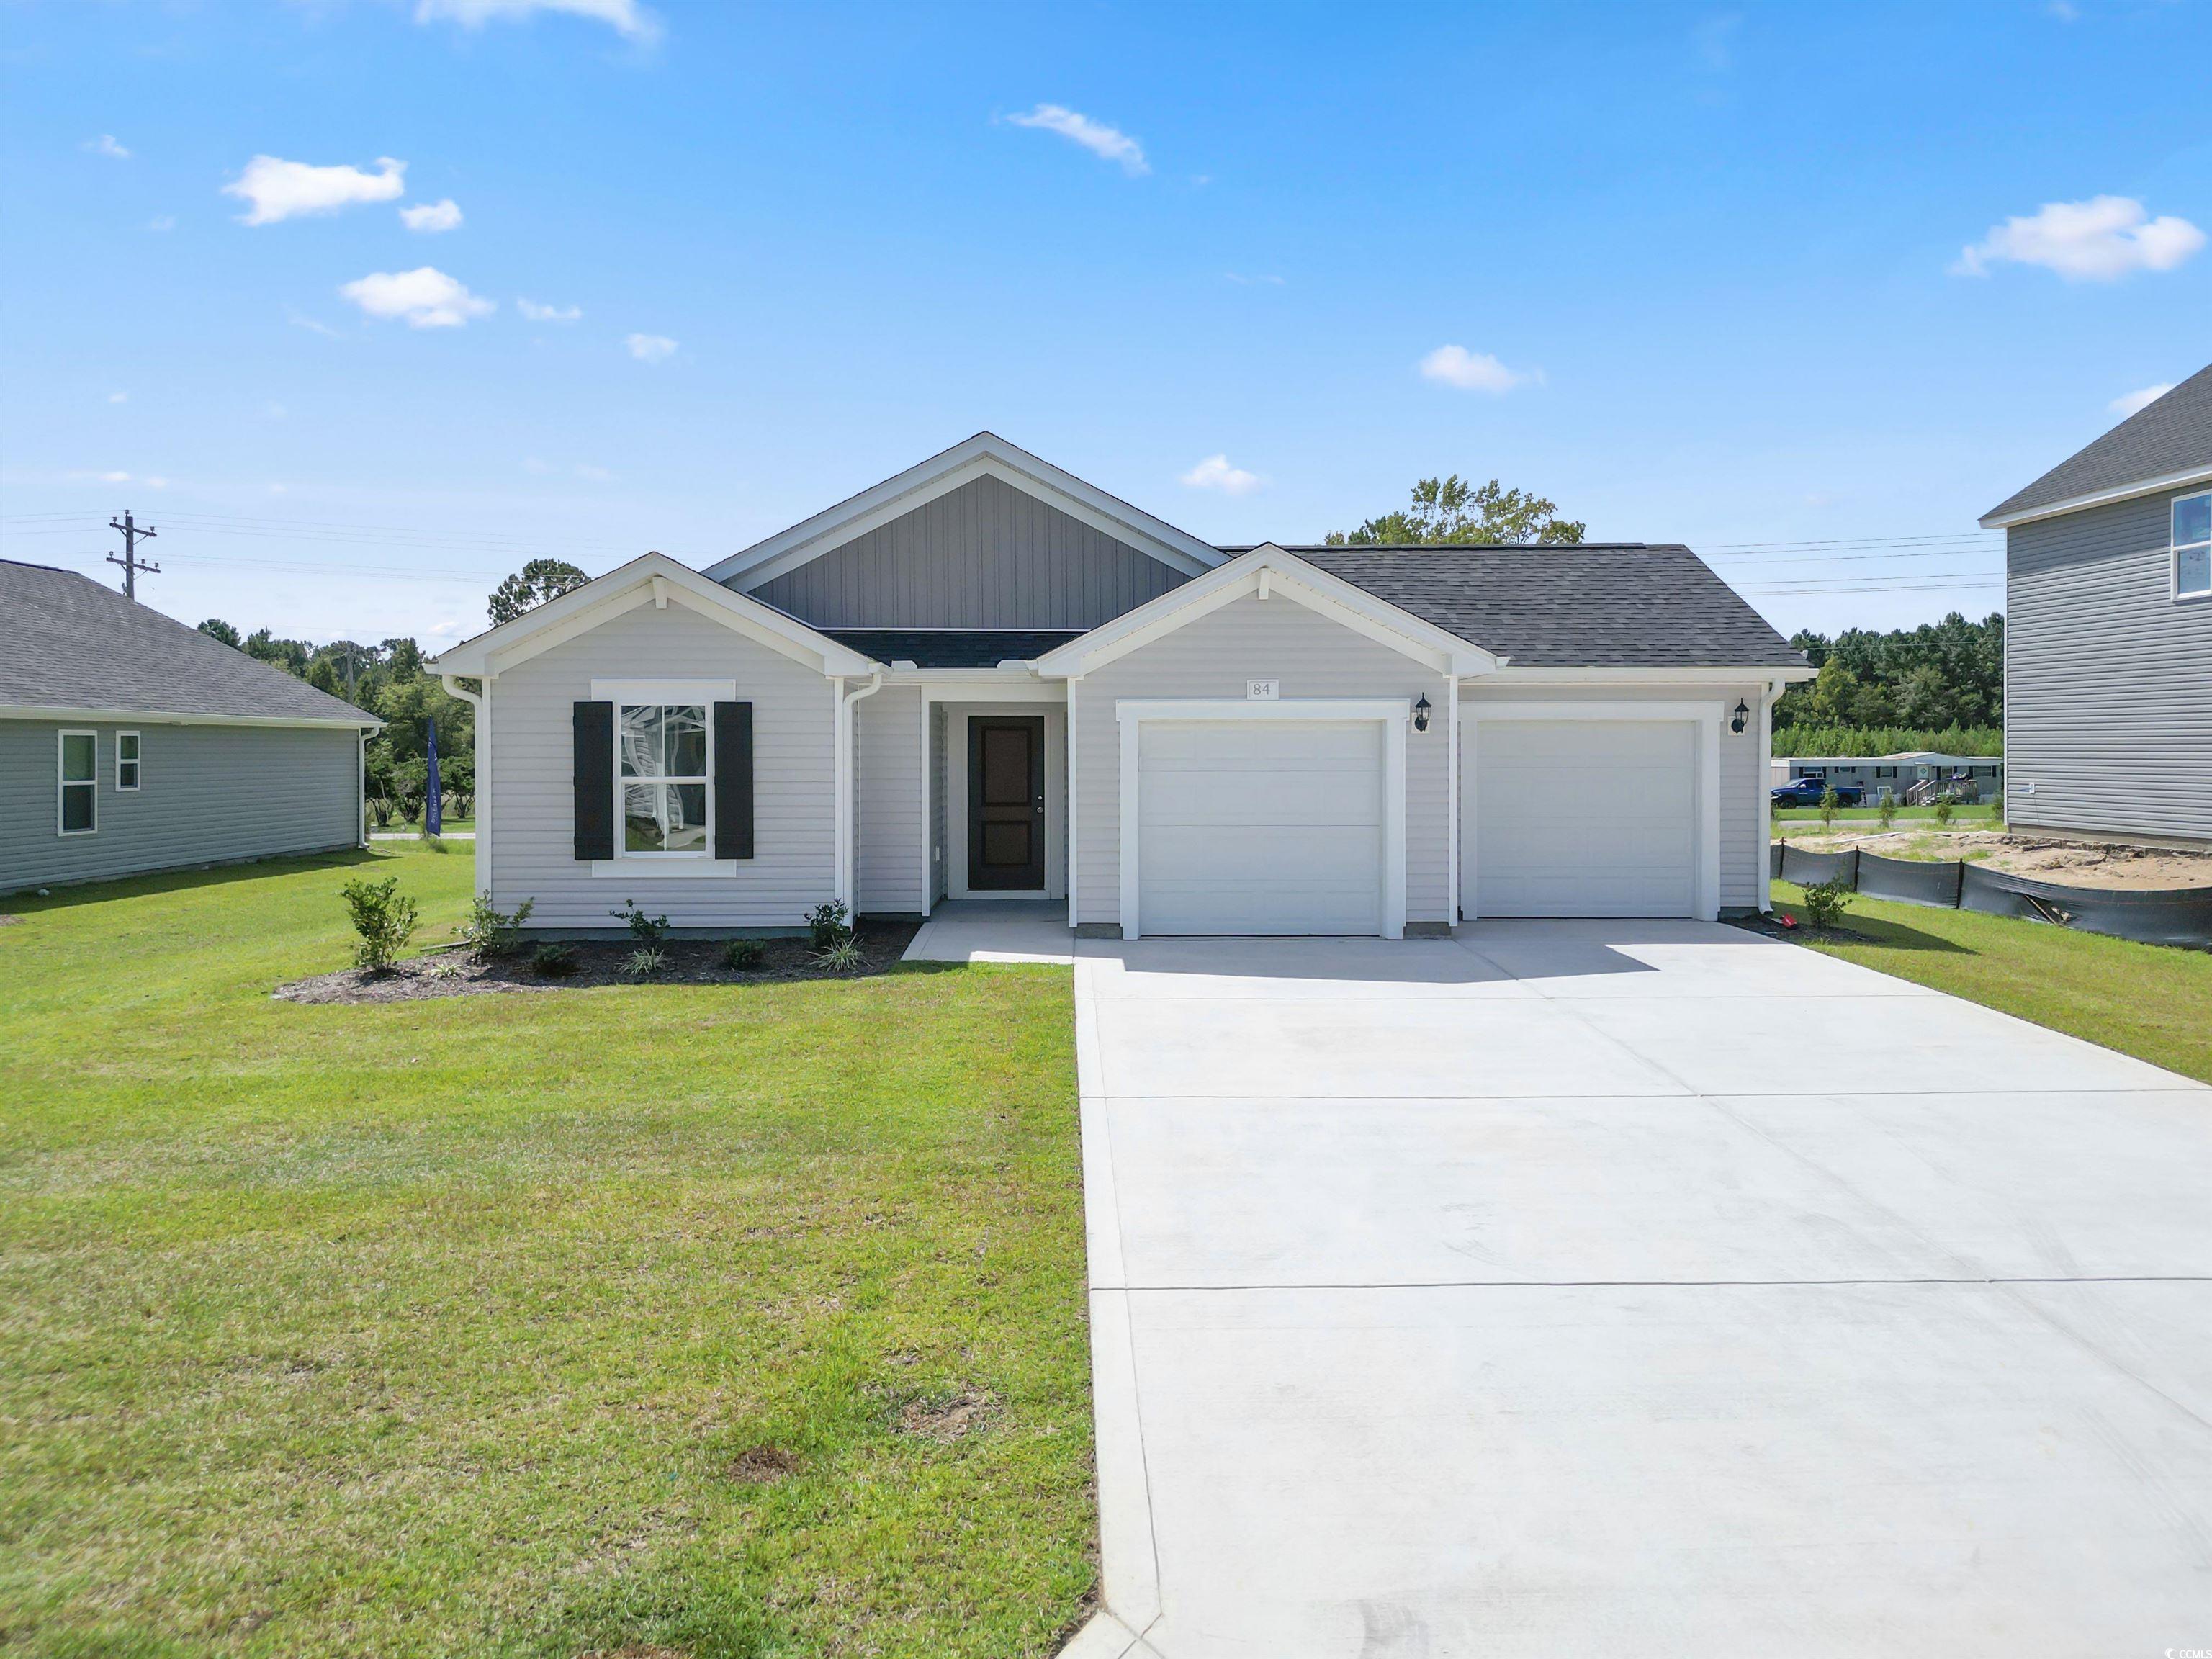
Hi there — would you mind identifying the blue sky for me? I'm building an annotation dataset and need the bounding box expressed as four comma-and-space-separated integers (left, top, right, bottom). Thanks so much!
3, 0, 2205, 650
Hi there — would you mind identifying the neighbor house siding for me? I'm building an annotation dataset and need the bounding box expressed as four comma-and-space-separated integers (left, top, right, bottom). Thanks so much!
0, 717, 360, 894
1068, 594, 1453, 930
487, 603, 837, 930
855, 685, 924, 915
745, 474, 1190, 629
2006, 490, 2212, 845
1457, 683, 1768, 912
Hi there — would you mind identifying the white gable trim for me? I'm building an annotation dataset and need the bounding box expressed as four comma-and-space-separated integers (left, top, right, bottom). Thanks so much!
1032, 546, 1501, 680
428, 552, 877, 680
703, 433, 1226, 590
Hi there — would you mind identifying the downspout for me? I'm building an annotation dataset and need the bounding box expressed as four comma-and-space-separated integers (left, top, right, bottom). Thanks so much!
442, 673, 490, 900
1758, 676, 1779, 914
837, 670, 884, 912
357, 727, 369, 850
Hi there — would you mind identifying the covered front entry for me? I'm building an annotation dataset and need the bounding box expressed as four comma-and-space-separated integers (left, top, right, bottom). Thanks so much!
967, 715, 1046, 890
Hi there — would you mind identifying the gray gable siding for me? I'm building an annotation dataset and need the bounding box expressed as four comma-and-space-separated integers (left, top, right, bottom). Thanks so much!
2005, 490, 2211, 845
1, 717, 361, 894
744, 474, 1190, 629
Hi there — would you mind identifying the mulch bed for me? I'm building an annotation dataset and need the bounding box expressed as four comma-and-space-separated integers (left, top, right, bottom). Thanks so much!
272, 922, 921, 1005
1725, 912, 1877, 946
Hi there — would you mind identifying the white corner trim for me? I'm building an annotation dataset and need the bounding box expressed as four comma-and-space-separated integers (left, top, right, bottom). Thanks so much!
1461, 699, 1724, 921
590, 679, 737, 704
1114, 696, 1409, 940
1979, 463, 2212, 529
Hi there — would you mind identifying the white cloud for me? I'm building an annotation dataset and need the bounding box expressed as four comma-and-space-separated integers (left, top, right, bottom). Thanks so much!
626, 332, 676, 362
266, 402, 288, 420
84, 134, 130, 160
2110, 382, 2175, 419
287, 309, 343, 338
225, 155, 406, 225
413, 0, 660, 42
99, 470, 131, 483
522, 457, 552, 474
1179, 454, 1264, 495
2048, 1, 2079, 19
144, 476, 169, 489
339, 266, 495, 328
1225, 271, 1285, 286
518, 297, 583, 322
575, 463, 614, 482
148, 215, 176, 233
1419, 344, 1539, 393
1005, 104, 1148, 176
400, 198, 464, 233
108, 391, 128, 404
1954, 195, 2205, 281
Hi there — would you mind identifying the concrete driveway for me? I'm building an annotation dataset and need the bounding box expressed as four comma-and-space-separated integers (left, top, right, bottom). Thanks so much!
1052, 919, 2211, 1658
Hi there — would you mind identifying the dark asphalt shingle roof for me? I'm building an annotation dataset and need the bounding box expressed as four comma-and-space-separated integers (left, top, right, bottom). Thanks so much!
0, 559, 379, 724
1256, 544, 1802, 668
820, 628, 1088, 668
1982, 362, 2212, 523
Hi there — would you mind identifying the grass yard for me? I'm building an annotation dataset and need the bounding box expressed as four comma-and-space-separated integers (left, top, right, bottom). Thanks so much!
0, 845, 1095, 1658
1773, 805, 2001, 824
1773, 880, 2212, 1084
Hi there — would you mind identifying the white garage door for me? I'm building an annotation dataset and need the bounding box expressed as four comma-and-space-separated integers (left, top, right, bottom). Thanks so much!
1474, 720, 1698, 917
1138, 720, 1384, 935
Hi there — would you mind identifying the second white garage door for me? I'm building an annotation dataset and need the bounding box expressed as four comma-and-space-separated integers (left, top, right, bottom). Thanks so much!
1473, 719, 1699, 917
1138, 719, 1384, 935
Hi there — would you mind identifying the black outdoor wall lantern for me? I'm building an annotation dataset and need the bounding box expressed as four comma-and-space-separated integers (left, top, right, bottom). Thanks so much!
1730, 698, 1750, 734
1413, 694, 1432, 733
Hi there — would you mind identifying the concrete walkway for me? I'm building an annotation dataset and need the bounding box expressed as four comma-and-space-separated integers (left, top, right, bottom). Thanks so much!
926, 917, 2212, 1658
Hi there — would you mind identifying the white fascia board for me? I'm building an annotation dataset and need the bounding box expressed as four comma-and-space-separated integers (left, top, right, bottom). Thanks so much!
1034, 546, 1498, 679
0, 703, 381, 730
431, 552, 877, 680
1978, 464, 2212, 529
1470, 665, 1815, 686
703, 433, 1226, 588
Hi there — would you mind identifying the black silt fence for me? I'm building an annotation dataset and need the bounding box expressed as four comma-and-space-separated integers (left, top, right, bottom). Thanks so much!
1856, 850, 1965, 909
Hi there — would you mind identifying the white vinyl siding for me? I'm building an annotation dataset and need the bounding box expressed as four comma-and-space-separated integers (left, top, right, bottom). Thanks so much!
1070, 594, 1451, 930
487, 603, 836, 930
855, 685, 925, 914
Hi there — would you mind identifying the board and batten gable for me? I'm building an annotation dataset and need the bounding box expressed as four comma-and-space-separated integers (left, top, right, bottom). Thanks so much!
0, 717, 360, 894
1069, 593, 1454, 929
2006, 490, 2212, 846
486, 602, 838, 929
742, 474, 1191, 629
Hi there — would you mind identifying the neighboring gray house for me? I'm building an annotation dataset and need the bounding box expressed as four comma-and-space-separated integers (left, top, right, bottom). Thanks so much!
431, 434, 1809, 938
1, 559, 380, 895
1982, 364, 2212, 849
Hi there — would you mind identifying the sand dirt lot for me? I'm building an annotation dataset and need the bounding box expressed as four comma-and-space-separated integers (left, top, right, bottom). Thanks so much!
1773, 826, 2212, 891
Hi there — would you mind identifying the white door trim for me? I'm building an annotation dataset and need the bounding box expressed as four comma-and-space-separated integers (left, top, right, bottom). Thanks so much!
1115, 696, 1409, 940
1461, 700, 1722, 921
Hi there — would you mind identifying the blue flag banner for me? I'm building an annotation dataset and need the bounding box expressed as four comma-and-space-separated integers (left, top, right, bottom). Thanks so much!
425, 719, 442, 837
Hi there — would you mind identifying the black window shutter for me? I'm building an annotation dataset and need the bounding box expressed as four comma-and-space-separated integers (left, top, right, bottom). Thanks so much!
714, 701, 754, 860
572, 701, 614, 860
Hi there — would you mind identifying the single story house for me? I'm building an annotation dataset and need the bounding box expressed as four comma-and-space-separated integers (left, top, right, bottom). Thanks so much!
1980, 362, 2211, 849
429, 434, 1810, 938
1773, 753, 2002, 803
1, 559, 380, 896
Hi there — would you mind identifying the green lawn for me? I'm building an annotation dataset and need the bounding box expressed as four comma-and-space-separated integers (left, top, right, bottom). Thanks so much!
1773, 805, 2001, 824
1774, 881, 2212, 1084
0, 845, 1094, 1658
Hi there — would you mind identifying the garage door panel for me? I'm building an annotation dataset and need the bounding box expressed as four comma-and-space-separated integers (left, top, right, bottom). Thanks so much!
1475, 720, 1698, 918
1138, 719, 1384, 935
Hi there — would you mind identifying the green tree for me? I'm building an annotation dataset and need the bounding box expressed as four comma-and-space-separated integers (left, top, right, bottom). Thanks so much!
488, 559, 588, 626
243, 629, 310, 678
382, 637, 426, 681
197, 619, 242, 648
307, 656, 345, 698
1326, 475, 1585, 547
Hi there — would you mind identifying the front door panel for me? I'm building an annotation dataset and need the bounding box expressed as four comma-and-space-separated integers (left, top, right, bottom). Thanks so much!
968, 716, 1046, 891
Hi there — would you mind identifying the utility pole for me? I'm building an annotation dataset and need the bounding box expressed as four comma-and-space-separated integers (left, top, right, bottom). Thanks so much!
107, 509, 160, 599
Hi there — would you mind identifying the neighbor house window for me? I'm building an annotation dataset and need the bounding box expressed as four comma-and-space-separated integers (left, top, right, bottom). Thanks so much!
619, 703, 709, 855
116, 731, 141, 791
58, 730, 96, 835
2175, 491, 2211, 600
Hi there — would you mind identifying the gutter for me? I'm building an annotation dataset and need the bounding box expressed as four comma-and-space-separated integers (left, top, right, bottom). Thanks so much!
834, 670, 885, 910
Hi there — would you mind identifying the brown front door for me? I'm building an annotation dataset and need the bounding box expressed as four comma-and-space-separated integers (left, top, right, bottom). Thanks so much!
968, 716, 1046, 891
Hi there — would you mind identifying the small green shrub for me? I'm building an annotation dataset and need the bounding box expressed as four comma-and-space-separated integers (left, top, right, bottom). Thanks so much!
611, 899, 671, 948
530, 943, 577, 978
1799, 874, 1855, 933
1932, 791, 1956, 828
338, 876, 419, 974
367, 796, 395, 830
817, 935, 864, 974
725, 938, 768, 971
459, 895, 535, 959
1875, 795, 1897, 831
1817, 786, 1840, 829
806, 899, 853, 950
621, 946, 666, 979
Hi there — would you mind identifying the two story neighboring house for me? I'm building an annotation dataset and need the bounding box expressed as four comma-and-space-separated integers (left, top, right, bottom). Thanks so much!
1981, 365, 2212, 850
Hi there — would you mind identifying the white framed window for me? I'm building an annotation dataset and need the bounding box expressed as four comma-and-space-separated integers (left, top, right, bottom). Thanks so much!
58, 729, 97, 835
116, 731, 141, 791
618, 702, 710, 856
2175, 490, 2211, 601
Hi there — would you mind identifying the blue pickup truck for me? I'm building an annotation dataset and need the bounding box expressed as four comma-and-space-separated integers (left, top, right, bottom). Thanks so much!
1772, 777, 1863, 808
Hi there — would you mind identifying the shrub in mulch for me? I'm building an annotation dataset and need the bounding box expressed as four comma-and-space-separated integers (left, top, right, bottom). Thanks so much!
272, 922, 920, 1005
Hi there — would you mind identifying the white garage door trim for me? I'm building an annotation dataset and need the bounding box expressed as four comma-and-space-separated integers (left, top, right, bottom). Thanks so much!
1117, 698, 1408, 940
1463, 701, 1722, 921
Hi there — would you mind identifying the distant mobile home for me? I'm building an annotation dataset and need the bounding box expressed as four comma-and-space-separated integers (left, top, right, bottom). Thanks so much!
1772, 752, 2002, 803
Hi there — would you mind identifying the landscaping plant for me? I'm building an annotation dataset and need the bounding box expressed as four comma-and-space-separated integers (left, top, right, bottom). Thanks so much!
622, 946, 667, 979
457, 894, 534, 959
337, 875, 418, 973
1817, 785, 1840, 830
818, 935, 865, 974
1876, 795, 1897, 831
1932, 791, 1956, 827
1799, 873, 1855, 933
725, 938, 768, 971
529, 941, 577, 978
806, 899, 853, 950
611, 899, 672, 949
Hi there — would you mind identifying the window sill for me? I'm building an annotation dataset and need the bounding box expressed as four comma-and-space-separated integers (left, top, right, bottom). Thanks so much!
590, 858, 739, 879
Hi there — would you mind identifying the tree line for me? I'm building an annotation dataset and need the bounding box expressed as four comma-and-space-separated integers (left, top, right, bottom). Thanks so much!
1775, 612, 2004, 755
